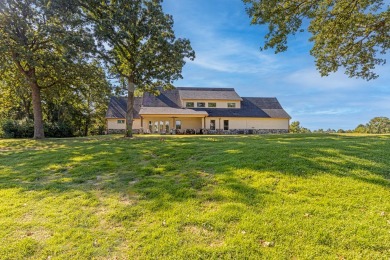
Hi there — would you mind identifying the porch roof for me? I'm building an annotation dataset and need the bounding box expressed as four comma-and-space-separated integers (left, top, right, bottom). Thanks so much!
139, 107, 208, 116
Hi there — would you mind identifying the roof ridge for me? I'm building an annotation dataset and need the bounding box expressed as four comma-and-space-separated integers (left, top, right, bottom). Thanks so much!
176, 87, 236, 91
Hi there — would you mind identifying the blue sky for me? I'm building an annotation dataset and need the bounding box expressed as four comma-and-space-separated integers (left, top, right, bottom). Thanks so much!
162, 0, 390, 130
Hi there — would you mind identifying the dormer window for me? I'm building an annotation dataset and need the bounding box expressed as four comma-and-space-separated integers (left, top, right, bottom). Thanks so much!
228, 103, 236, 108
186, 102, 194, 108
197, 102, 205, 108
208, 102, 216, 108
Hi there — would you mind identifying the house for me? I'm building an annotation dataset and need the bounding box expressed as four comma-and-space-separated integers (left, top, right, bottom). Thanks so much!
106, 87, 291, 134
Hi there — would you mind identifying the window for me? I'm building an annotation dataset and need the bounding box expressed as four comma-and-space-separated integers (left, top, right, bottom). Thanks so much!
208, 102, 216, 108
210, 120, 216, 130
186, 102, 194, 108
175, 120, 181, 130
197, 102, 205, 108
117, 120, 125, 124
224, 120, 229, 130
148, 121, 152, 132
227, 103, 236, 108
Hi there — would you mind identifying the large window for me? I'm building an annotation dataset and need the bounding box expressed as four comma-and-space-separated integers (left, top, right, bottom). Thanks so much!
227, 103, 236, 108
197, 102, 206, 108
175, 120, 182, 130
208, 102, 217, 108
186, 102, 194, 108
117, 120, 125, 124
210, 120, 216, 130
224, 120, 229, 130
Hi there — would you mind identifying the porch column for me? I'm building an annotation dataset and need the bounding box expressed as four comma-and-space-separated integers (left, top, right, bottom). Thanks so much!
141, 116, 143, 128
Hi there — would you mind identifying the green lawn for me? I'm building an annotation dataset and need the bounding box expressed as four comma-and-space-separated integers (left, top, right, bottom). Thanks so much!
0, 134, 389, 259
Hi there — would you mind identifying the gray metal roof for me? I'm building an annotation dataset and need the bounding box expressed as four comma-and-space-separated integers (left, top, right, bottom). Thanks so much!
177, 87, 242, 101
106, 88, 290, 119
105, 96, 142, 119
142, 88, 181, 107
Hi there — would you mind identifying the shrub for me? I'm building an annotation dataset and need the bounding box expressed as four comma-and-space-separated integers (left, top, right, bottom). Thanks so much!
1, 119, 34, 138
1, 120, 74, 138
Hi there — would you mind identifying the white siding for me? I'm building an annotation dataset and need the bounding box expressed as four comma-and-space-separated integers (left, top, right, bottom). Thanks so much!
107, 119, 141, 130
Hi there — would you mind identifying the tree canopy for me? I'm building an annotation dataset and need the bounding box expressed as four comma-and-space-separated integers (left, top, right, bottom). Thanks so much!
0, 0, 96, 138
243, 0, 390, 80
80, 0, 195, 137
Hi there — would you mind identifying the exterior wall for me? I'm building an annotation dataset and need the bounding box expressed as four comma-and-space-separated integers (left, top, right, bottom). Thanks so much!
107, 117, 289, 134
205, 117, 289, 130
107, 118, 141, 134
142, 117, 203, 133
181, 99, 241, 109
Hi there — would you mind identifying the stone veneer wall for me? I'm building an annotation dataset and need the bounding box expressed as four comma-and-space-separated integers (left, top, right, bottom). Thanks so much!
108, 128, 288, 135
202, 129, 289, 134
107, 129, 141, 134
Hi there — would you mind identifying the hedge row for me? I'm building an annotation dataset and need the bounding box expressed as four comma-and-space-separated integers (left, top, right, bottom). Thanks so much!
1, 120, 74, 138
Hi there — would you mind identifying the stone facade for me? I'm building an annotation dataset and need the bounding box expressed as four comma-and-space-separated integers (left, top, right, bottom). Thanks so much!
107, 129, 141, 134
108, 128, 288, 135
202, 129, 288, 134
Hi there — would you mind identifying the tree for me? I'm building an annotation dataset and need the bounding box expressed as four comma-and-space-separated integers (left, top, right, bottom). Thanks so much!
354, 124, 367, 133
243, 0, 390, 80
81, 0, 195, 137
289, 121, 311, 133
366, 116, 390, 133
0, 0, 94, 138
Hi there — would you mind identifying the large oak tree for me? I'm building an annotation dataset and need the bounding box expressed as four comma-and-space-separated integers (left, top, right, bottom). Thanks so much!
81, 0, 195, 137
0, 0, 94, 138
244, 0, 390, 80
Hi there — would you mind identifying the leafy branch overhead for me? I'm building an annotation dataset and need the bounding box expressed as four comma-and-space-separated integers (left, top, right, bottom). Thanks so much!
243, 0, 390, 80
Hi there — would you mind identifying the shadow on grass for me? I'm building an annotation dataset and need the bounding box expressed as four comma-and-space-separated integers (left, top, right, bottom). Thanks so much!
0, 134, 389, 211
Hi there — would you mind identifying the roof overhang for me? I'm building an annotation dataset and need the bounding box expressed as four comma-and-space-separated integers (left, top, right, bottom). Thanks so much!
139, 107, 208, 117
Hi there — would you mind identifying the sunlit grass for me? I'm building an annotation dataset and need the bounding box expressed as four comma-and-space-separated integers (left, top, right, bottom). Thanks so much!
0, 134, 389, 259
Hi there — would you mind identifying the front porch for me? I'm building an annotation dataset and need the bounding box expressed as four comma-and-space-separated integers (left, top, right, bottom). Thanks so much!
140, 116, 207, 134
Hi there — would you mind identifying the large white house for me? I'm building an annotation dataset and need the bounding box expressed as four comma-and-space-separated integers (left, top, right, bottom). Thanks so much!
106, 87, 291, 134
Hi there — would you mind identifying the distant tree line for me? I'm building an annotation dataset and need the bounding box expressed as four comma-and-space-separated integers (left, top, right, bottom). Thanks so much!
290, 117, 390, 134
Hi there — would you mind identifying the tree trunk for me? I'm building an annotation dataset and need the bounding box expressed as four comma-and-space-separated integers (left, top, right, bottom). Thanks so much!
30, 82, 45, 139
125, 77, 135, 138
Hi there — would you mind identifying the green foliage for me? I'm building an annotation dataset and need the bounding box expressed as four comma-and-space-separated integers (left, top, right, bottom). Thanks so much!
0, 135, 389, 258
1, 120, 34, 138
367, 116, 390, 134
80, 0, 195, 136
289, 121, 311, 133
0, 0, 96, 138
243, 0, 390, 80
353, 117, 390, 134
1, 120, 74, 138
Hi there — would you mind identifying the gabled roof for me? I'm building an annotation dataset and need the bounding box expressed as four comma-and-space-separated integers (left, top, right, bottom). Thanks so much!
177, 87, 242, 101
142, 88, 181, 107
105, 88, 291, 119
105, 96, 142, 119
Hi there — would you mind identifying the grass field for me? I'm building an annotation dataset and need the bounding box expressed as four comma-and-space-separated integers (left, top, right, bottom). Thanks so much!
0, 134, 389, 259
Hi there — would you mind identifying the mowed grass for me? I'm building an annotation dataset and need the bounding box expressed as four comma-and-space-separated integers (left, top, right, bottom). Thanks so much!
0, 134, 389, 259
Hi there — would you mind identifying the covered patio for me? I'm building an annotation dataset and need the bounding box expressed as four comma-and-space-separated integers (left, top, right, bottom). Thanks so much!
139, 107, 208, 134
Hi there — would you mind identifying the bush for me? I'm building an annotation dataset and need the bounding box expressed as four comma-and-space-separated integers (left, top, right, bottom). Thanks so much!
1, 120, 74, 138
44, 122, 74, 138
1, 119, 34, 138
